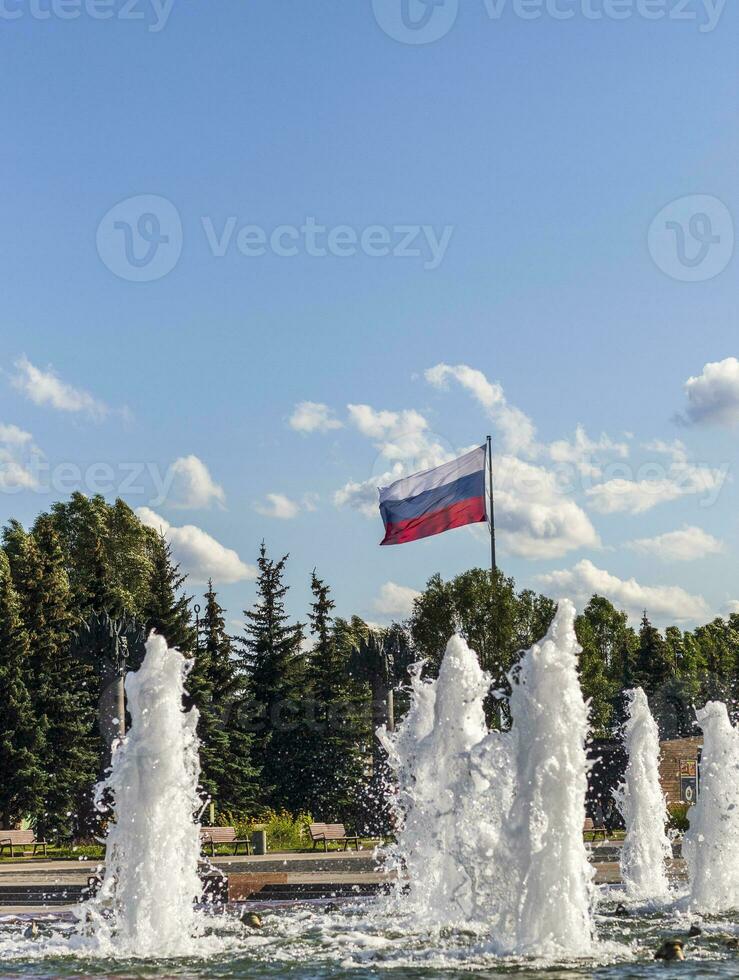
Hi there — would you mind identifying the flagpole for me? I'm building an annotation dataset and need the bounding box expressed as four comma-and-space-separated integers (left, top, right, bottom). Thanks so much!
486, 435, 497, 577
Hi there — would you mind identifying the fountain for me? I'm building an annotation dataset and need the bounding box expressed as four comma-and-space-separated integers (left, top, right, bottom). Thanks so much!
615, 688, 672, 903
384, 600, 595, 956
498, 599, 594, 955
3, 602, 738, 977
379, 635, 490, 925
684, 701, 739, 914
82, 632, 205, 957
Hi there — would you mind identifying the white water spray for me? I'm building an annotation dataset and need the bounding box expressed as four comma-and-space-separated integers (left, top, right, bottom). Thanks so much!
384, 599, 595, 955
381, 636, 490, 925
83, 633, 204, 957
684, 701, 739, 913
615, 688, 672, 903
499, 599, 595, 954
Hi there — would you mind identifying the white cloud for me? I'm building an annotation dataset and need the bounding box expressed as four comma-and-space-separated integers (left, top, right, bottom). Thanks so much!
682, 357, 739, 427
254, 493, 301, 520
301, 492, 320, 512
373, 581, 421, 619
586, 440, 728, 514
12, 356, 108, 420
334, 471, 392, 518
289, 401, 343, 433
586, 477, 685, 514
548, 425, 630, 478
627, 525, 724, 562
725, 601, 739, 616
167, 455, 225, 509
0, 424, 41, 492
536, 559, 711, 623
334, 404, 454, 519
0, 424, 33, 446
347, 403, 449, 465
425, 363, 537, 456
494, 454, 600, 559
135, 507, 255, 584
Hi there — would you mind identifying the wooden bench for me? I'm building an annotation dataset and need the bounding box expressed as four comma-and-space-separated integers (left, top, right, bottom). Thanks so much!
200, 826, 251, 856
308, 822, 361, 852
583, 817, 606, 841
0, 830, 48, 858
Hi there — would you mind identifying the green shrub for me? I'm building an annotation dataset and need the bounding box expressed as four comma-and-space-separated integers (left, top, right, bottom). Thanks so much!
668, 802, 691, 833
215, 808, 312, 850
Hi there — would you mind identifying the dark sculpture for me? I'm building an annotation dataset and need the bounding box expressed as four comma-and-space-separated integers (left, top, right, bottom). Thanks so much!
70, 612, 147, 771
349, 624, 413, 741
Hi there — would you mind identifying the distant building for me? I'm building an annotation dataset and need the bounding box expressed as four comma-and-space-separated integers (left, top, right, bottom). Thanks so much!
659, 737, 702, 805
585, 736, 702, 819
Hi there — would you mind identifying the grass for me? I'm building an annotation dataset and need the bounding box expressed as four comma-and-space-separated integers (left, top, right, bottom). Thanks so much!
0, 843, 104, 862
0, 838, 389, 862
583, 830, 626, 843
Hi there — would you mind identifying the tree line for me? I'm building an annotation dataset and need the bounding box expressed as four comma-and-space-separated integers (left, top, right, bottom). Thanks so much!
0, 493, 736, 839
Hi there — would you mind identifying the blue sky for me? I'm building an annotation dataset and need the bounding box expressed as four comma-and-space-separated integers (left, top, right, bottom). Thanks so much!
1, 0, 737, 632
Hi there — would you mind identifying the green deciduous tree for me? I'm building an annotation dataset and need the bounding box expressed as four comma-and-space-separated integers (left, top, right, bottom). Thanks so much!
49, 494, 154, 619
409, 567, 555, 726
575, 595, 636, 730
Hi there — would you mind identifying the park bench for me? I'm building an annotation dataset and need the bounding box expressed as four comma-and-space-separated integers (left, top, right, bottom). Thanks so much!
200, 826, 252, 856
0, 830, 48, 858
308, 822, 361, 852
583, 817, 606, 842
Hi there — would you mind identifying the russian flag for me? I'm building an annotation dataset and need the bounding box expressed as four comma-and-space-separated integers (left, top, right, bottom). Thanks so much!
379, 445, 488, 546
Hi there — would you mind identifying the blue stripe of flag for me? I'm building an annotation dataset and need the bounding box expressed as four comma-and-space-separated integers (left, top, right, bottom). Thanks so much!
380, 470, 485, 526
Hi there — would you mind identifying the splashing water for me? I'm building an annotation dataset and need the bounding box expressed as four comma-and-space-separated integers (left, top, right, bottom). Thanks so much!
499, 599, 595, 955
615, 688, 672, 903
383, 599, 595, 956
684, 701, 739, 914
82, 633, 205, 957
380, 636, 490, 926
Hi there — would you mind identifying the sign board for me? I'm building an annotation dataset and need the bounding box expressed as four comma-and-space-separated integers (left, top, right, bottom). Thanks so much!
680, 757, 699, 804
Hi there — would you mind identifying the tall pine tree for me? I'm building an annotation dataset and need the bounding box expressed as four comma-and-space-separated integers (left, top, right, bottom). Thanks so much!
635, 612, 673, 699
5, 517, 98, 839
189, 581, 260, 814
0, 551, 46, 829
295, 571, 368, 823
143, 533, 194, 651
239, 543, 305, 811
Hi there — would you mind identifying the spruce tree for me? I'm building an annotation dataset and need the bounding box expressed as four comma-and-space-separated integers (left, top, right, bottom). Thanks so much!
189, 581, 260, 814
0, 551, 46, 829
296, 571, 368, 823
239, 543, 305, 811
635, 612, 673, 699
7, 516, 98, 839
143, 533, 194, 651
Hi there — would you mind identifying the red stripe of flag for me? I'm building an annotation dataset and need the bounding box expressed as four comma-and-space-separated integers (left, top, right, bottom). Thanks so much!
380, 496, 487, 546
